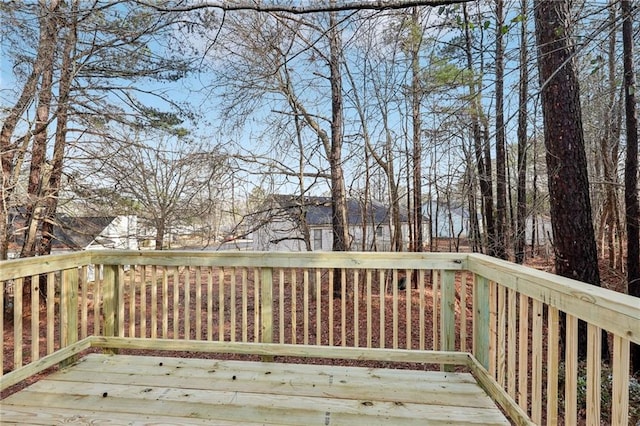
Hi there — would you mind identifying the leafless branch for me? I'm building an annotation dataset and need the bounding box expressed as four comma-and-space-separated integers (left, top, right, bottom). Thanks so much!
136, 0, 473, 15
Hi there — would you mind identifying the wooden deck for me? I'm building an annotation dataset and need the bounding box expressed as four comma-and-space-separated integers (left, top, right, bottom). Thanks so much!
1, 353, 511, 425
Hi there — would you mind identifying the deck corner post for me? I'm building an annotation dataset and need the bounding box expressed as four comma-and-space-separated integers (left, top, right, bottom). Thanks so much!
440, 270, 456, 371
473, 274, 490, 369
102, 264, 120, 354
260, 267, 274, 361
61, 268, 79, 365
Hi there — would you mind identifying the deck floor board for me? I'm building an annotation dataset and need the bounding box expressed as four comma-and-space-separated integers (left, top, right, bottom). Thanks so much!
1, 353, 511, 425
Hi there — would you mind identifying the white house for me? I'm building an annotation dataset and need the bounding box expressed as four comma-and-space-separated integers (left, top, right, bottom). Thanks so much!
423, 200, 476, 239
251, 196, 410, 252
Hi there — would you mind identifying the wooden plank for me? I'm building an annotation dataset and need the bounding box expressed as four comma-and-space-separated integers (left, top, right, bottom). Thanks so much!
172, 267, 180, 339
379, 270, 385, 348
303, 268, 310, 345
488, 280, 497, 378
546, 307, 559, 425
353, 269, 358, 347
440, 270, 456, 360
141, 266, 147, 338
206, 267, 213, 341
507, 288, 516, 399
419, 269, 426, 350
611, 335, 630, 425
586, 324, 601, 426
496, 284, 506, 387
88, 250, 468, 271
162, 266, 169, 339
51, 356, 492, 407
460, 271, 468, 353
46, 272, 54, 354
39, 370, 495, 410
102, 265, 118, 339
0, 337, 92, 391
117, 265, 125, 338
253, 269, 259, 343
531, 299, 543, 424
473, 275, 490, 369
218, 268, 225, 341
90, 337, 471, 366
196, 266, 202, 340
291, 269, 297, 344
260, 267, 273, 344
316, 269, 322, 346
14, 277, 23, 369
0, 251, 91, 282
4, 387, 509, 426
61, 268, 78, 351
393, 270, 399, 349
432, 270, 439, 351
184, 267, 191, 339
74, 353, 477, 383
30, 274, 39, 363
151, 265, 158, 339
517, 293, 529, 411
565, 314, 578, 425
242, 268, 248, 342
128, 266, 136, 337
405, 270, 412, 350
341, 268, 346, 347
367, 269, 373, 348
0, 406, 265, 426
80, 267, 88, 339
93, 267, 101, 336
279, 269, 284, 343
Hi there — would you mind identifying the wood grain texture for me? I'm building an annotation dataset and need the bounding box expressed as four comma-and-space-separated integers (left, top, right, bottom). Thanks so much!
2, 352, 510, 426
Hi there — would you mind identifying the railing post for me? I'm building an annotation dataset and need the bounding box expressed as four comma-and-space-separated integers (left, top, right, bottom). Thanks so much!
440, 270, 456, 371
60, 268, 78, 366
102, 264, 120, 353
473, 274, 490, 369
260, 267, 273, 361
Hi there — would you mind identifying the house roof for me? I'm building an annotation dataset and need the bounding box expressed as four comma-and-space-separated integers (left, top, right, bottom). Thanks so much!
272, 195, 407, 226
53, 216, 116, 249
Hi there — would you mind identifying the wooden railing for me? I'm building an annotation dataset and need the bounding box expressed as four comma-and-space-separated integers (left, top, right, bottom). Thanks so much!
1, 251, 638, 425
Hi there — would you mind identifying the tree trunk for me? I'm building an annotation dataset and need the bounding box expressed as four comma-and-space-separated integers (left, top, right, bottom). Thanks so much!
20, 3, 59, 258
622, 0, 640, 373
411, 7, 423, 253
0, 0, 59, 259
494, 0, 507, 260
328, 7, 348, 296
463, 4, 494, 256
40, 1, 79, 256
534, 0, 601, 357
515, 0, 528, 264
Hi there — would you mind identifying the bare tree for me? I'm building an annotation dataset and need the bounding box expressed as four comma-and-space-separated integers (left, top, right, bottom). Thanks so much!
84, 131, 227, 250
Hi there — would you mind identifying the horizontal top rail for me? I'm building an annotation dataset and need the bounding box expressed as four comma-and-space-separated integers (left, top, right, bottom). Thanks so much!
88, 250, 469, 270
0, 251, 91, 281
467, 253, 640, 345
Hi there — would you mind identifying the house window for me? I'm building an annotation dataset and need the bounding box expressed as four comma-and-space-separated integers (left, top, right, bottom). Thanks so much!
376, 226, 383, 238
313, 229, 323, 250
